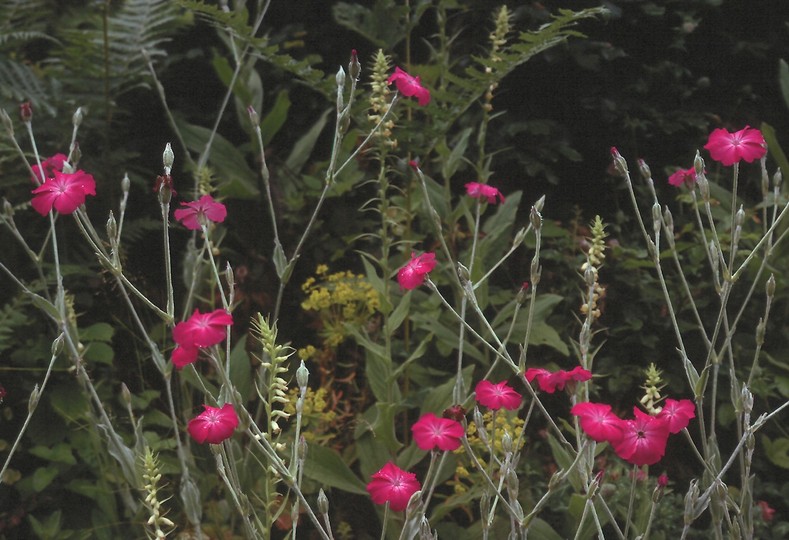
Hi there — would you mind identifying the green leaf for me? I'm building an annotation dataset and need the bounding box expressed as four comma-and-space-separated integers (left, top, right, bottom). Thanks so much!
32, 466, 59, 491
384, 292, 410, 335
29, 444, 76, 465
761, 122, 789, 185
229, 334, 252, 401
762, 435, 789, 469
529, 322, 569, 356
440, 128, 472, 181
420, 365, 475, 414
259, 90, 291, 146
285, 108, 332, 175
84, 342, 114, 365
28, 510, 62, 539
174, 116, 260, 199
272, 240, 287, 279
779, 59, 789, 110
80, 322, 114, 342
303, 444, 367, 495
370, 402, 405, 453
332, 0, 410, 49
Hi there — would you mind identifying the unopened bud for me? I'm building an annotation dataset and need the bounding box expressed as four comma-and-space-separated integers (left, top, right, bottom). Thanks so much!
225, 261, 234, 292
683, 480, 699, 525
106, 211, 118, 241
298, 435, 308, 461
516, 282, 529, 305
70, 142, 81, 167
584, 264, 596, 287
502, 431, 513, 454
773, 169, 783, 188
651, 202, 661, 233
530, 206, 542, 230
20, 102, 32, 123
506, 467, 519, 494
405, 490, 423, 517
72, 107, 84, 127
336, 66, 346, 90
3, 198, 14, 218
534, 194, 545, 214
734, 205, 745, 228
51, 333, 65, 356
512, 227, 527, 248
697, 173, 710, 202
766, 274, 775, 298
317, 488, 329, 514
530, 258, 541, 286
693, 151, 705, 177
162, 143, 174, 174
637, 158, 651, 180
296, 360, 309, 391
28, 384, 40, 412
755, 318, 765, 346
457, 262, 470, 283
349, 49, 361, 80
121, 382, 132, 405
741, 386, 753, 415
663, 207, 674, 235
610, 147, 627, 176
247, 105, 259, 126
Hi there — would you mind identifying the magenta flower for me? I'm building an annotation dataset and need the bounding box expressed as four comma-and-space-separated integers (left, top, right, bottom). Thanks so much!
387, 67, 431, 106
366, 461, 421, 512
475, 380, 522, 411
397, 252, 436, 290
174, 194, 227, 230
188, 403, 239, 444
656, 398, 695, 434
465, 182, 505, 205
411, 412, 465, 451
171, 345, 199, 370
525, 366, 592, 393
704, 126, 767, 166
30, 153, 67, 184
31, 170, 96, 216
570, 402, 624, 444
611, 408, 670, 466
172, 309, 233, 349
667, 166, 696, 187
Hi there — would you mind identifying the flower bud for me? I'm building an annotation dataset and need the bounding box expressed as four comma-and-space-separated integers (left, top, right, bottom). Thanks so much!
637, 158, 651, 180
72, 107, 84, 127
51, 333, 65, 356
610, 147, 627, 176
247, 105, 259, 126
121, 382, 132, 406
405, 489, 423, 518
651, 202, 661, 234
741, 385, 753, 415
512, 227, 527, 248
755, 318, 765, 346
28, 384, 41, 412
734, 205, 745, 228
501, 431, 513, 454
663, 207, 674, 236
766, 273, 775, 299
683, 480, 699, 525
457, 262, 470, 283
3, 198, 14, 218
697, 172, 710, 202
335, 66, 346, 90
442, 404, 466, 422
19, 101, 32, 123
530, 206, 542, 231
106, 211, 118, 241
317, 488, 329, 514
162, 143, 174, 174
298, 435, 308, 461
516, 282, 529, 305
533, 194, 545, 214
296, 360, 309, 391
773, 169, 783, 189
121, 173, 130, 194
693, 150, 705, 177
349, 49, 361, 81
70, 142, 81, 167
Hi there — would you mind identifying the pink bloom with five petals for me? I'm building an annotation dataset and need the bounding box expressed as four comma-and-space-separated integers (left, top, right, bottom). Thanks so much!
475, 380, 522, 410
188, 403, 239, 444
173, 309, 233, 348
174, 194, 227, 230
525, 366, 592, 393
656, 398, 695, 434
704, 126, 767, 166
387, 67, 431, 106
397, 252, 436, 290
570, 402, 625, 444
611, 407, 670, 466
366, 461, 421, 512
411, 412, 465, 452
465, 182, 506, 204
31, 170, 96, 215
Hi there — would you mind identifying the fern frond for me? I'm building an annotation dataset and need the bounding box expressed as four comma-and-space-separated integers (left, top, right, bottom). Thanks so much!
0, 58, 55, 114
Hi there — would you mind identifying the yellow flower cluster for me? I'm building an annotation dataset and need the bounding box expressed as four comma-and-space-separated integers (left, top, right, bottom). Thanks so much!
283, 387, 337, 445
301, 265, 380, 347
451, 410, 525, 494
